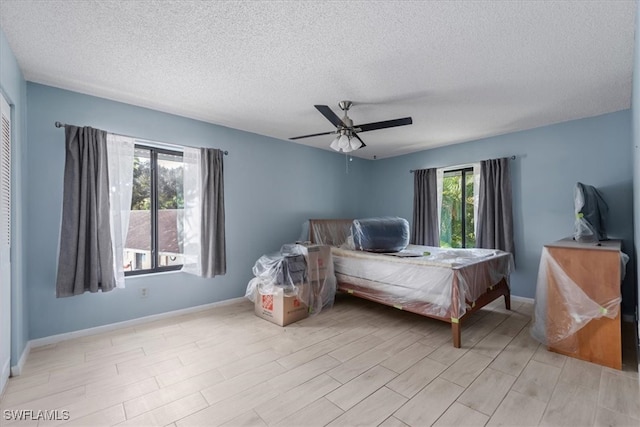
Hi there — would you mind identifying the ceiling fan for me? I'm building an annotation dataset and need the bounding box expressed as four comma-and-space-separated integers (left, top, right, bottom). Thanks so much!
290, 101, 413, 153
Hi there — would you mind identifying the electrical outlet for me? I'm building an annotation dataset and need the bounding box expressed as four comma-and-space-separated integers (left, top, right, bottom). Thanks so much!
140, 287, 149, 298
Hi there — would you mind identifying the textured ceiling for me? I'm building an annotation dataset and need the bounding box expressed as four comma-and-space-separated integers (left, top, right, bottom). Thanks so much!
0, 0, 636, 159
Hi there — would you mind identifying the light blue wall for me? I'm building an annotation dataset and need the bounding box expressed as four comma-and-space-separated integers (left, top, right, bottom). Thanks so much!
26, 83, 367, 339
21, 62, 638, 339
360, 111, 635, 314
0, 29, 29, 367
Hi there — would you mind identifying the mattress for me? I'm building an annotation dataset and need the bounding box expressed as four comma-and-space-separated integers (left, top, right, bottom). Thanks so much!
332, 244, 512, 317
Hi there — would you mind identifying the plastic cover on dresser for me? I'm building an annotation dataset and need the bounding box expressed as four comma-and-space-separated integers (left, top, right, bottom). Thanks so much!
530, 247, 624, 352
245, 243, 336, 315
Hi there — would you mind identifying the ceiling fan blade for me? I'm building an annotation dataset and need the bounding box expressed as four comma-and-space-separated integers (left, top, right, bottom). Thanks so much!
315, 105, 347, 128
289, 131, 335, 140
352, 133, 366, 148
355, 117, 413, 133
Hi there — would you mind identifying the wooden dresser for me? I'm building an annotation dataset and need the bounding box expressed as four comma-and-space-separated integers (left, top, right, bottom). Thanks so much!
544, 238, 622, 369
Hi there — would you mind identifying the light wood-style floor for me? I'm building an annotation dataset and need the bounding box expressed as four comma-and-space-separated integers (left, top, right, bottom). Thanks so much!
1, 295, 638, 427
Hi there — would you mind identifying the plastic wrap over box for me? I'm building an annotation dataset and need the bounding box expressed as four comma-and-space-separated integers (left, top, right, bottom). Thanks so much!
245, 243, 336, 320
530, 247, 625, 352
253, 285, 309, 326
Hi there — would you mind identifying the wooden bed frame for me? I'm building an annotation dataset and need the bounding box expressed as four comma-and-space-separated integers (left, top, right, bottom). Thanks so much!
309, 219, 511, 348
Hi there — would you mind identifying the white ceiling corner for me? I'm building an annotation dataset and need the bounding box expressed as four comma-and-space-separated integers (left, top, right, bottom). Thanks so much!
0, 0, 636, 159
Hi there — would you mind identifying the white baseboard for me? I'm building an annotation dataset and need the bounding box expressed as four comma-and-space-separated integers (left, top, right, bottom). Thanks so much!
511, 295, 534, 304
10, 340, 31, 377
28, 297, 247, 350
1, 357, 10, 397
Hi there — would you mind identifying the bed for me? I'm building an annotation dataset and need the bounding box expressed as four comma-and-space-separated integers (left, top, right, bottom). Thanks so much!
309, 219, 513, 348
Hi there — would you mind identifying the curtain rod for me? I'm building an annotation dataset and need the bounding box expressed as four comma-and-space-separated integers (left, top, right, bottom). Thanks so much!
409, 155, 516, 173
54, 121, 229, 155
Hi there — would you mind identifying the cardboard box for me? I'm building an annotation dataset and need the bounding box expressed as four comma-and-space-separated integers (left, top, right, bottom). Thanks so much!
305, 245, 331, 282
254, 286, 309, 326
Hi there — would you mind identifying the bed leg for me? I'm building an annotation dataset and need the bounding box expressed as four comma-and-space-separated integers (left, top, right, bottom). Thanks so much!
452, 322, 461, 348
504, 290, 511, 311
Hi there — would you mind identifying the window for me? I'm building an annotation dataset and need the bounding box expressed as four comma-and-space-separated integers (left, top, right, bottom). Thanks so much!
125, 145, 184, 275
439, 166, 477, 248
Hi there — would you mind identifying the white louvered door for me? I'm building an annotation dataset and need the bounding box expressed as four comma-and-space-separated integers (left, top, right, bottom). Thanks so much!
0, 93, 11, 392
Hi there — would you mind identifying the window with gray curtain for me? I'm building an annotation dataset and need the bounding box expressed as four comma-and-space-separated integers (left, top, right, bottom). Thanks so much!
476, 157, 515, 257
56, 126, 115, 297
182, 147, 226, 278
411, 168, 440, 246
125, 145, 185, 276
57, 125, 226, 298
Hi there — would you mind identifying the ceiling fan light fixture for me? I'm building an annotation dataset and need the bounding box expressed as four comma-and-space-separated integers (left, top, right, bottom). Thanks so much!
329, 136, 341, 151
290, 100, 412, 154
349, 137, 363, 151
338, 134, 350, 150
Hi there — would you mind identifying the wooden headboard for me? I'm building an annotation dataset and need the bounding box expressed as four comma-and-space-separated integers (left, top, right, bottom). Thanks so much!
308, 219, 353, 246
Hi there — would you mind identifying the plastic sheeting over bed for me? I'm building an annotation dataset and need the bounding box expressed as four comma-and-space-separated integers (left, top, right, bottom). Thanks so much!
307, 218, 514, 348
333, 245, 513, 318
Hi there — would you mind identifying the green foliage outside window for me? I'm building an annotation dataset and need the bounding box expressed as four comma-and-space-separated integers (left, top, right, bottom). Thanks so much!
131, 156, 151, 210
131, 152, 184, 211
440, 169, 475, 248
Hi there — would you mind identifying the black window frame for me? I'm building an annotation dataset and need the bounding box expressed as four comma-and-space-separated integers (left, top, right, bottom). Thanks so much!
125, 144, 184, 276
441, 166, 475, 249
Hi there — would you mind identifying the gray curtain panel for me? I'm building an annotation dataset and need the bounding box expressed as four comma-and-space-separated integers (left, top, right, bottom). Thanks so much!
411, 168, 440, 246
199, 148, 226, 277
56, 126, 115, 297
477, 157, 515, 257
